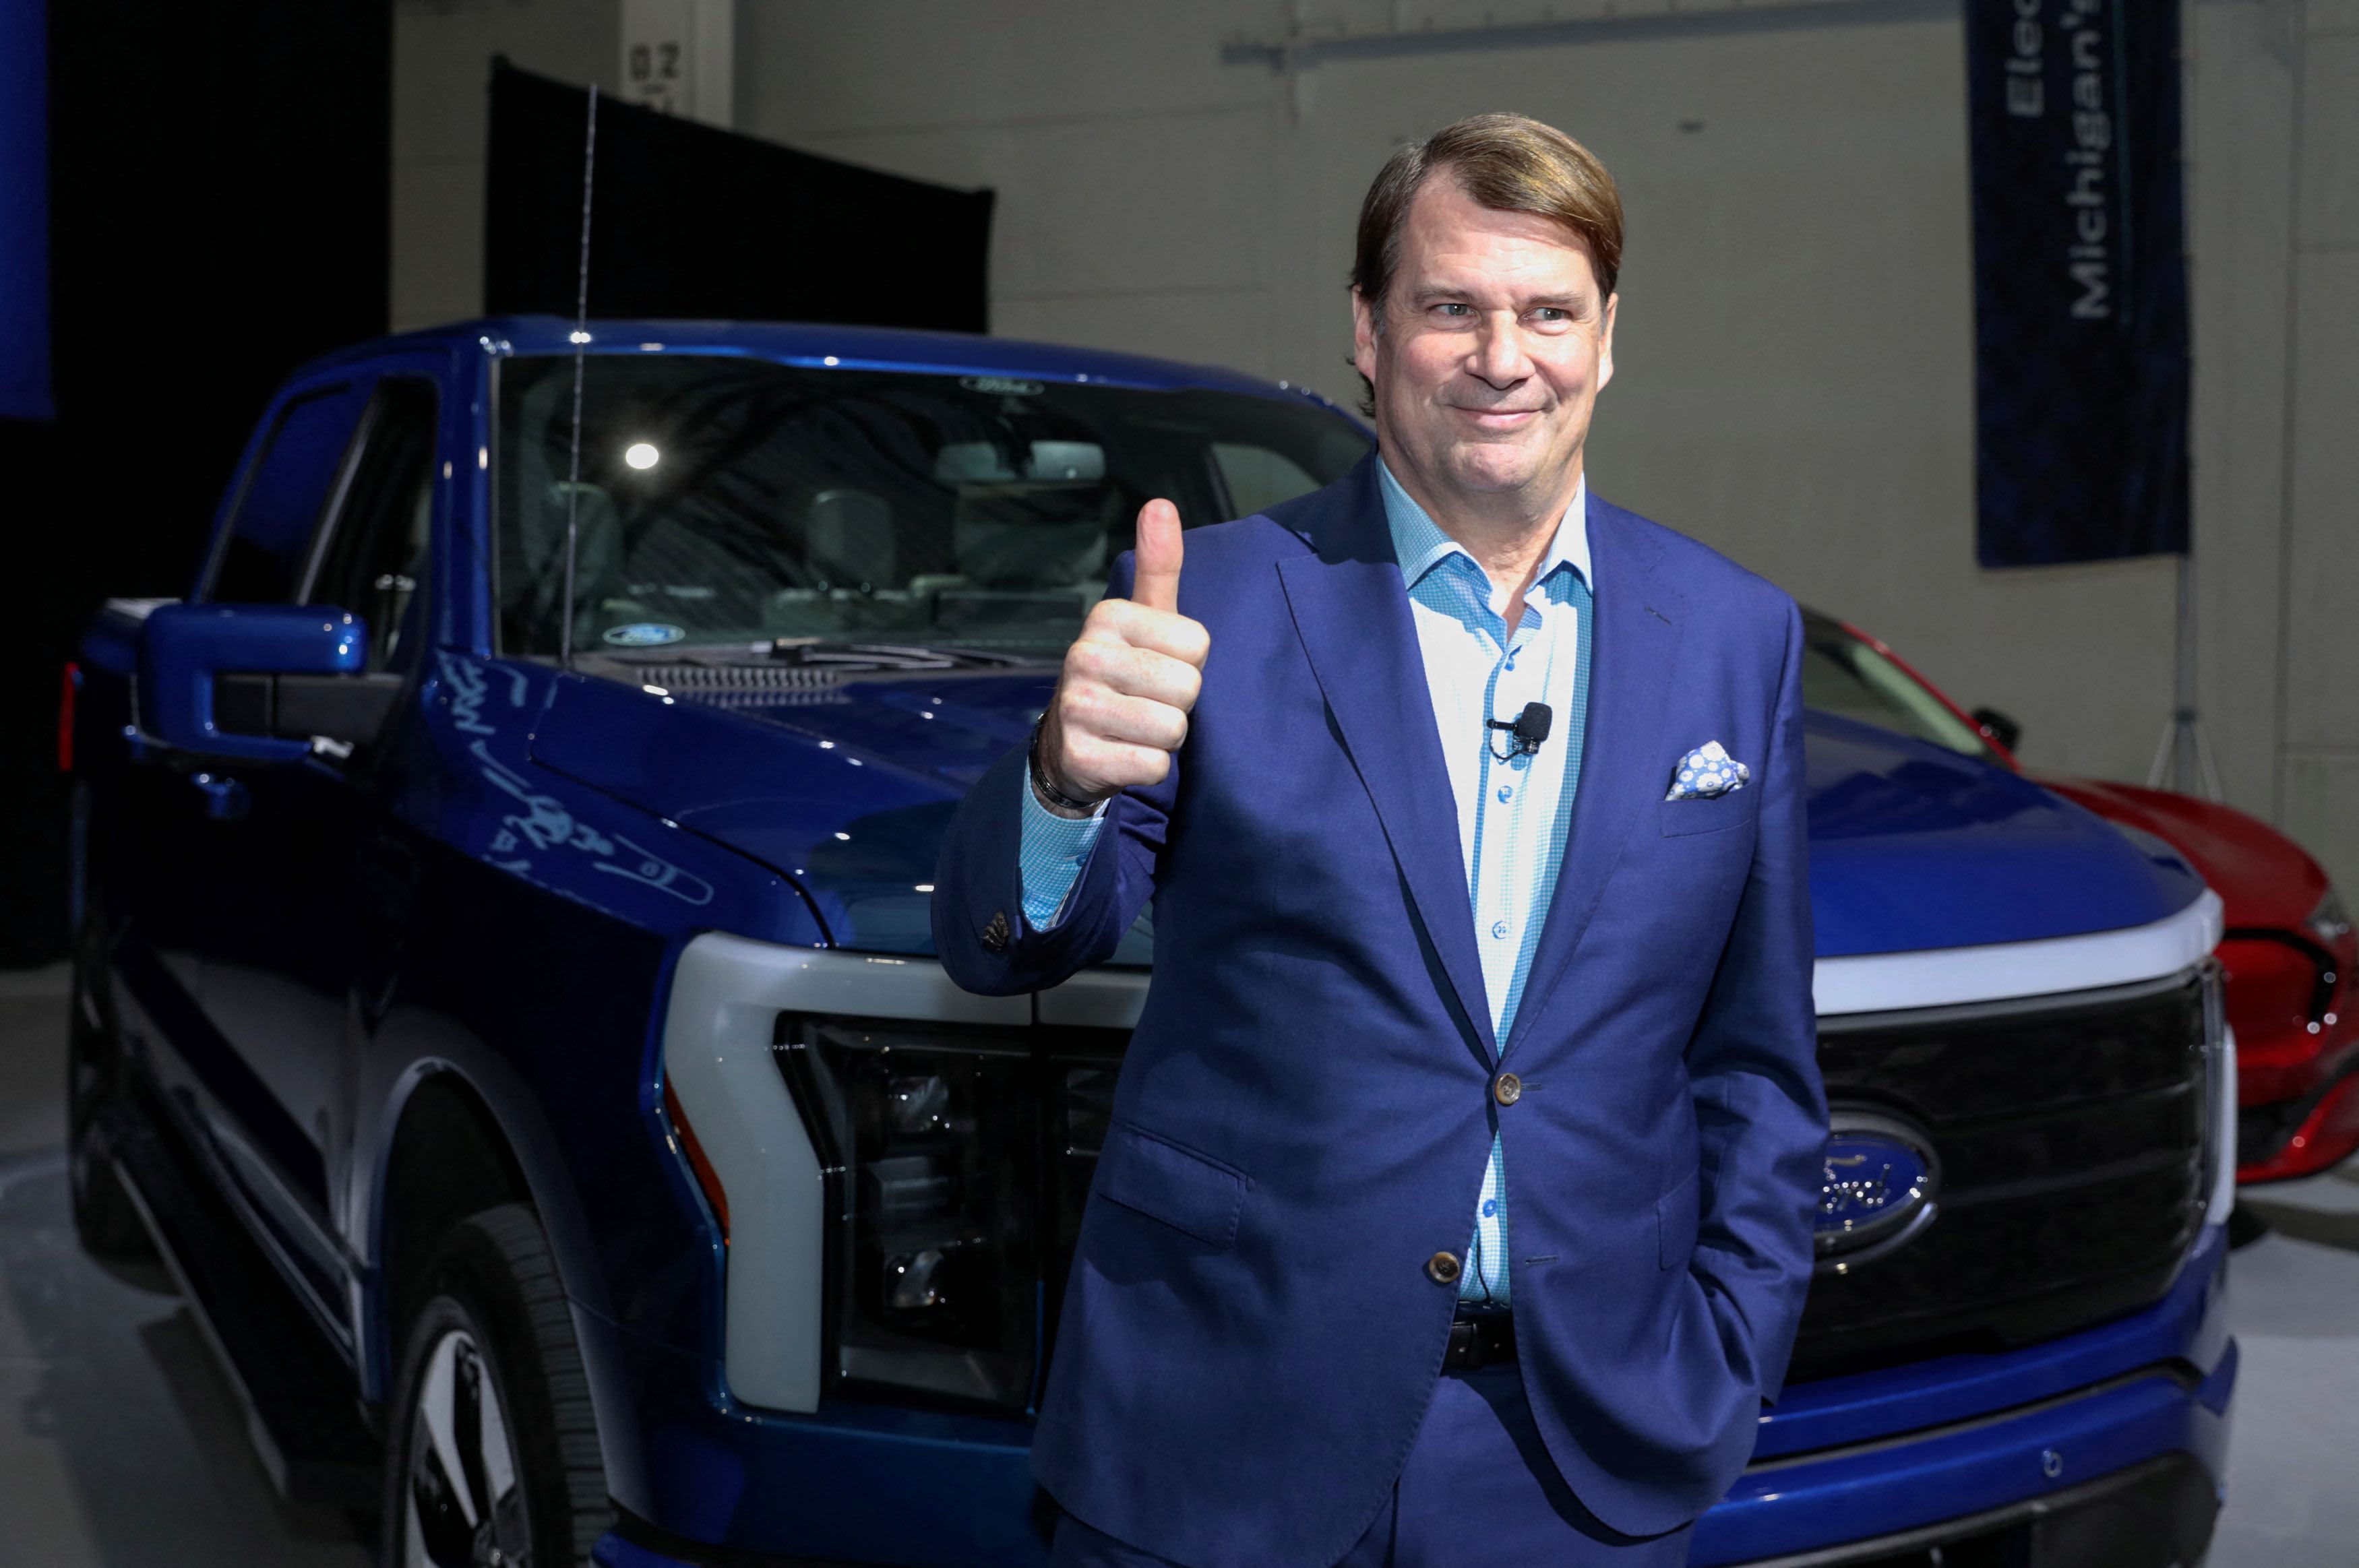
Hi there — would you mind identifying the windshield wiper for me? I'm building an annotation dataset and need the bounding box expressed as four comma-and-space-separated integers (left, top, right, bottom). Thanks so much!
764, 640, 1047, 672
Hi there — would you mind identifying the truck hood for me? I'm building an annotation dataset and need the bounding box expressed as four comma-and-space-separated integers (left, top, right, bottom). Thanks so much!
529, 672, 2207, 959
530, 666, 1053, 955
2032, 774, 2327, 932
1802, 713, 2204, 955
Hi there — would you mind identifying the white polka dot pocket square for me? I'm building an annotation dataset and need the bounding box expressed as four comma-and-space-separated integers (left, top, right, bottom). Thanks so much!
1666, 741, 1751, 802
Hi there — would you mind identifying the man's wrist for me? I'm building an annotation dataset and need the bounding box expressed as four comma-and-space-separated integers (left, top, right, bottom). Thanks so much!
1029, 722, 1108, 819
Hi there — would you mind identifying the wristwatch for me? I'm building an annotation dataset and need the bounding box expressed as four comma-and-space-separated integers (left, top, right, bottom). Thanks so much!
1029, 720, 1103, 814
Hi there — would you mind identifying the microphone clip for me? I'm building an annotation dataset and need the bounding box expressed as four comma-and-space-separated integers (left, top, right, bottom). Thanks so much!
1485, 701, 1554, 763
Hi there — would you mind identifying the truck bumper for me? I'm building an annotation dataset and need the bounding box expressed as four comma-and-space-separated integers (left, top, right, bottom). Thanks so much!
1694, 1223, 2236, 1567
592, 1226, 2236, 1568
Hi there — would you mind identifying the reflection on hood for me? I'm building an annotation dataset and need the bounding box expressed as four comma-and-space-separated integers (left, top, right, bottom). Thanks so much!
532, 670, 2203, 963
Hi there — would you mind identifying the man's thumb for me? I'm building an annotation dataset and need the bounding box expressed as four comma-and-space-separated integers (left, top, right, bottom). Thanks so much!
1132, 498, 1184, 613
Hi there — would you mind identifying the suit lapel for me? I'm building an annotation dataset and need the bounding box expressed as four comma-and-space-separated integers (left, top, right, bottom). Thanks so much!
1505, 495, 1684, 1054
1275, 460, 1497, 1060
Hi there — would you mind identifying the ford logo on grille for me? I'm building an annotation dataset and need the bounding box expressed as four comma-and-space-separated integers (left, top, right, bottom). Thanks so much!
1816, 1109, 1940, 1274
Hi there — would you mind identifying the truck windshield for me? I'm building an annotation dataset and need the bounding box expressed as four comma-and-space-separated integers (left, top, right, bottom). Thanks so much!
495, 353, 1370, 658
1800, 613, 2001, 763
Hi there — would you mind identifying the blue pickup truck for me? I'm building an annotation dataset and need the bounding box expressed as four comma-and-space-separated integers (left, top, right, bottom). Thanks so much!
64, 318, 2236, 1568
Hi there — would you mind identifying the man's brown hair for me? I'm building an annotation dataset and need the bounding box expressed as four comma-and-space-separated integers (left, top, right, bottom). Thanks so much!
1351, 111, 1624, 329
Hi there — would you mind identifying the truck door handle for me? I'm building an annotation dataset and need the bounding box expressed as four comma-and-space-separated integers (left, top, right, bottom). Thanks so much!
189, 772, 251, 821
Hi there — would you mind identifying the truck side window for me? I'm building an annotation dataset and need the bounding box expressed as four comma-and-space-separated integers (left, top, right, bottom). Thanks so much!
1209, 442, 1322, 520
204, 380, 374, 604
307, 379, 439, 675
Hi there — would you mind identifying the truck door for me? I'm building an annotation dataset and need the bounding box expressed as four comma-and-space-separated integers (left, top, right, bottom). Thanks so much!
121, 373, 376, 1219
164, 367, 441, 1325
284, 372, 443, 1253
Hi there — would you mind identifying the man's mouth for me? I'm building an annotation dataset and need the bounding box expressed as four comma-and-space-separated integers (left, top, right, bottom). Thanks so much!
1449, 406, 1544, 430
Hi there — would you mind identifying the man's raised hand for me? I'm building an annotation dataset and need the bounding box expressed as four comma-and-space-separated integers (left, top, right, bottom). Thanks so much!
1034, 499, 1209, 815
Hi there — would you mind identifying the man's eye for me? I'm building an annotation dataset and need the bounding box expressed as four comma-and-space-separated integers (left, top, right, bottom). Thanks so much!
1531, 307, 1570, 324
1434, 303, 1473, 319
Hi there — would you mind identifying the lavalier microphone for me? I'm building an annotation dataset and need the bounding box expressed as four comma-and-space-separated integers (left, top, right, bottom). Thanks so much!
1485, 701, 1552, 762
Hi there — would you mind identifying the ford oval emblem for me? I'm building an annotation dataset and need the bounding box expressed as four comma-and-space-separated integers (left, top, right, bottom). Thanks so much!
602, 622, 685, 648
1815, 1109, 1940, 1274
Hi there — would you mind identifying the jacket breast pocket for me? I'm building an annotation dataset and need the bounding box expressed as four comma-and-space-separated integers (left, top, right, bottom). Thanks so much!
1661, 788, 1759, 838
1095, 1123, 1248, 1249
1657, 1168, 1701, 1269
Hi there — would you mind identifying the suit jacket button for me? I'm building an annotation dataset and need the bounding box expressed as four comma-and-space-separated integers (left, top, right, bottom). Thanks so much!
1426, 1251, 1463, 1286
981, 911, 1010, 953
1493, 1072, 1523, 1107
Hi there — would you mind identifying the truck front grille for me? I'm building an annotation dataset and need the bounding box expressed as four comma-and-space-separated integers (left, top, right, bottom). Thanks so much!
1790, 970, 2213, 1382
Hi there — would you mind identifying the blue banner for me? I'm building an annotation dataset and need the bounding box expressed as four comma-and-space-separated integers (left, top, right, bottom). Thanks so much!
1967, 0, 2188, 565
0, 0, 51, 421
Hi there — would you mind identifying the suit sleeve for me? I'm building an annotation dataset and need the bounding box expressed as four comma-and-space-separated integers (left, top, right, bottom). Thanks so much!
1684, 596, 1829, 1404
931, 550, 1176, 995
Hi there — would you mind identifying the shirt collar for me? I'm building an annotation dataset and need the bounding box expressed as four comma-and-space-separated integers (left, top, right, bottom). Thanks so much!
1376, 458, 1592, 600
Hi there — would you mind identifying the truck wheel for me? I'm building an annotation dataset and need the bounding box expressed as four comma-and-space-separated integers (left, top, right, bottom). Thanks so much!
381, 1205, 609, 1568
65, 886, 157, 1265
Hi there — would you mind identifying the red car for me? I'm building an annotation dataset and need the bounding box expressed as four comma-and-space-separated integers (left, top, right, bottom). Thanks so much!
1802, 610, 2358, 1183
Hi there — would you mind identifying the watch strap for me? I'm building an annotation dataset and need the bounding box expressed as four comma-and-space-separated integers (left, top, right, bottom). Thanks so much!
1029, 721, 1103, 814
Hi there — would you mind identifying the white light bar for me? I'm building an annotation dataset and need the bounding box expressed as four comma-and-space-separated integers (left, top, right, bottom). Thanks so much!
1812, 891, 2224, 1017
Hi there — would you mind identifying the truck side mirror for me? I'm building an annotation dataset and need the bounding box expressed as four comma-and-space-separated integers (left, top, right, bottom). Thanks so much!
138, 604, 368, 762
1970, 705, 2023, 754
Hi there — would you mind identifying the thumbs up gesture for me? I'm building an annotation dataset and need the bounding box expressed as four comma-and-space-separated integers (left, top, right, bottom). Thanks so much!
1034, 499, 1211, 816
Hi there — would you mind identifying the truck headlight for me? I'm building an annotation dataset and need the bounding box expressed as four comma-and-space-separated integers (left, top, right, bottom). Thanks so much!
775, 1013, 1121, 1412
2203, 962, 2238, 1228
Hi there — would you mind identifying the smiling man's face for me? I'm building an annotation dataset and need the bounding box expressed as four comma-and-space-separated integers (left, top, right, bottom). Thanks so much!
1353, 173, 1616, 524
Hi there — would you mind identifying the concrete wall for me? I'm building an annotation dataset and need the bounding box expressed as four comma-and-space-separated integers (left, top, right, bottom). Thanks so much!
393, 0, 619, 333
2274, 3, 2359, 896
391, 0, 2358, 889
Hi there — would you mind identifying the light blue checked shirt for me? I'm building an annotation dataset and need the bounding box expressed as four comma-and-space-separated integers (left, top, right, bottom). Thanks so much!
1018, 462, 1594, 1309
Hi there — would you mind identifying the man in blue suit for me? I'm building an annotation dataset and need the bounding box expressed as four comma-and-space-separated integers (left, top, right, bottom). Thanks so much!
933, 113, 1827, 1567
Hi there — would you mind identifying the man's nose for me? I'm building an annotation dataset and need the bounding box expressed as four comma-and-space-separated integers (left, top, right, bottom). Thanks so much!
1467, 312, 1533, 387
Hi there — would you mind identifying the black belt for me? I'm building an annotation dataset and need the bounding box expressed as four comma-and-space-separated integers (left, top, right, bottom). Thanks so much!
1444, 1311, 1515, 1371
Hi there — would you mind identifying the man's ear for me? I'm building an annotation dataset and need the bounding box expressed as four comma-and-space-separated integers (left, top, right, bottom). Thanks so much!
1596, 291, 1618, 394
1351, 287, 1381, 387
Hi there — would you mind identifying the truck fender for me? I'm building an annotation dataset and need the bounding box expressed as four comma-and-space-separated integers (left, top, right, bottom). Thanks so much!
350, 1011, 638, 1496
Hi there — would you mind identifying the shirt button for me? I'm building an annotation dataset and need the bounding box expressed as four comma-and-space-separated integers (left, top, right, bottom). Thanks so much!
1490, 920, 1510, 940
1426, 1251, 1463, 1286
1497, 784, 1513, 803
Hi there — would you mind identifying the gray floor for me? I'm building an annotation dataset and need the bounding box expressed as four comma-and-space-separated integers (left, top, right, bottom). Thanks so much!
0, 964, 2352, 1567
0, 968, 367, 1567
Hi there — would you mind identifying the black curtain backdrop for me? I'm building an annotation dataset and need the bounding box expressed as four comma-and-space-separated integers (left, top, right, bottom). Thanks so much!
1, 0, 389, 966
1967, 0, 2190, 567
486, 61, 993, 332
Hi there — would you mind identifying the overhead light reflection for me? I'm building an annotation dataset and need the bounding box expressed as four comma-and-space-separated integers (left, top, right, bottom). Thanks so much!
625, 441, 661, 470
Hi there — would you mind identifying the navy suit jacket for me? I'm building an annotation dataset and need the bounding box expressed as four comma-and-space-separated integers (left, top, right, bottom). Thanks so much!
933, 456, 1827, 1567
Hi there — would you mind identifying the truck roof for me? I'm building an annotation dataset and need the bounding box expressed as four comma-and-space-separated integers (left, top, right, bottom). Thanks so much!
303, 315, 1334, 404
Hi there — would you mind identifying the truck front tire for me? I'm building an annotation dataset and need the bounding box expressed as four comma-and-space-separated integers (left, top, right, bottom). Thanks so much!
381, 1204, 609, 1568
